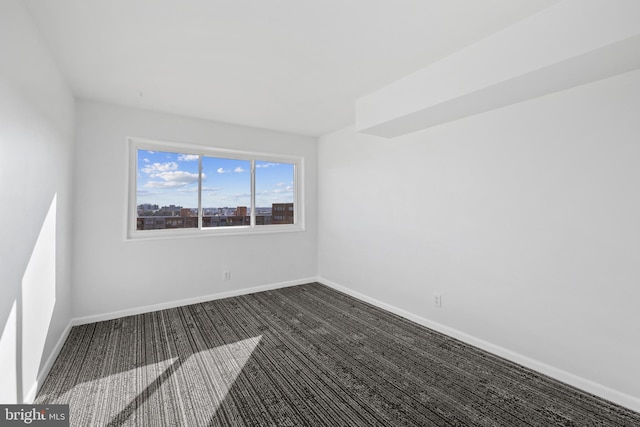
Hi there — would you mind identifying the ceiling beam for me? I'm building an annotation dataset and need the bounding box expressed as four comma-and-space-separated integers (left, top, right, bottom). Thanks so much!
356, 0, 640, 138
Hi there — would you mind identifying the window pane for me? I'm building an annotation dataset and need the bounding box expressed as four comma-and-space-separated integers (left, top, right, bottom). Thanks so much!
136, 150, 199, 230
201, 156, 251, 227
255, 161, 295, 225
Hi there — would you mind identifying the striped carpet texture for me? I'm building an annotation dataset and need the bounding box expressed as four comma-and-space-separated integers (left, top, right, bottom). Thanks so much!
36, 283, 640, 426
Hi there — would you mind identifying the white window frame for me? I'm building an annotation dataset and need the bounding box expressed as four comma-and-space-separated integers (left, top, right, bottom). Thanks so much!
127, 137, 304, 240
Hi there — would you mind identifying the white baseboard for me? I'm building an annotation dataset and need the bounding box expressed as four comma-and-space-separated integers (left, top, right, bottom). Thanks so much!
71, 277, 319, 326
317, 277, 640, 413
29, 277, 639, 414
24, 321, 73, 404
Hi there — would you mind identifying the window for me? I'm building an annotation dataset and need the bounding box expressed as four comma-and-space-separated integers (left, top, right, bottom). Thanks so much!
128, 138, 303, 238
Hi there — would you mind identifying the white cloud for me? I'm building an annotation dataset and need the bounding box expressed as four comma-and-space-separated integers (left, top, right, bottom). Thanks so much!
143, 158, 150, 163
234, 167, 245, 173
159, 171, 199, 182
178, 154, 199, 161
256, 162, 279, 168
144, 170, 199, 188
137, 189, 164, 196
202, 186, 222, 193
142, 162, 178, 174
219, 193, 251, 201
272, 185, 293, 194
145, 181, 185, 189
217, 168, 229, 174
178, 185, 219, 193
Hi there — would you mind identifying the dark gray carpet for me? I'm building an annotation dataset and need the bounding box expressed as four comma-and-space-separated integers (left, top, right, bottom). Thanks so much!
36, 283, 640, 426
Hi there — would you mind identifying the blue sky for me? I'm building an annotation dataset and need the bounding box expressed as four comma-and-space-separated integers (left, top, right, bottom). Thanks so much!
137, 150, 294, 209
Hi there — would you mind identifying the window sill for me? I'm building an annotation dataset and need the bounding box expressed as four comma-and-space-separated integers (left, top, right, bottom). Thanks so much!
126, 224, 305, 241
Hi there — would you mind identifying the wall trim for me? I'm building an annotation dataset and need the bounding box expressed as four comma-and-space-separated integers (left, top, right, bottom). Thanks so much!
31, 277, 639, 413
24, 322, 74, 404
71, 277, 318, 326
317, 277, 640, 413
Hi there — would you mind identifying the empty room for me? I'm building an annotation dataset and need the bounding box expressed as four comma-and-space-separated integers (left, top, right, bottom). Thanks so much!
1, 0, 639, 425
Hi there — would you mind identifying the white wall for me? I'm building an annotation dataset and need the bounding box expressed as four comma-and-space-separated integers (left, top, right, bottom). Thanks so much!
0, 0, 75, 403
318, 70, 640, 409
72, 100, 317, 320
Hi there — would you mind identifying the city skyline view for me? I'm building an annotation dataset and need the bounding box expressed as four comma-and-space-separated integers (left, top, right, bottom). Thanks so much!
136, 149, 295, 209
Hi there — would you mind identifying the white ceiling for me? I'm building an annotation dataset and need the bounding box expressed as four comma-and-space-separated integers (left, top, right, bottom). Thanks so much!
25, 0, 558, 137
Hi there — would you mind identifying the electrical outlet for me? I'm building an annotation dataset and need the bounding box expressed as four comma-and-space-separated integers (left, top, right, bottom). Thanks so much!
434, 293, 442, 308
223, 271, 231, 280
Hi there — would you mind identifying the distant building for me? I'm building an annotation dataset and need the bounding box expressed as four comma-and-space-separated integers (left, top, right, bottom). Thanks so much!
202, 215, 249, 227
137, 203, 159, 216
255, 215, 271, 225
136, 203, 291, 230
272, 203, 294, 224
137, 216, 197, 230
157, 204, 182, 216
